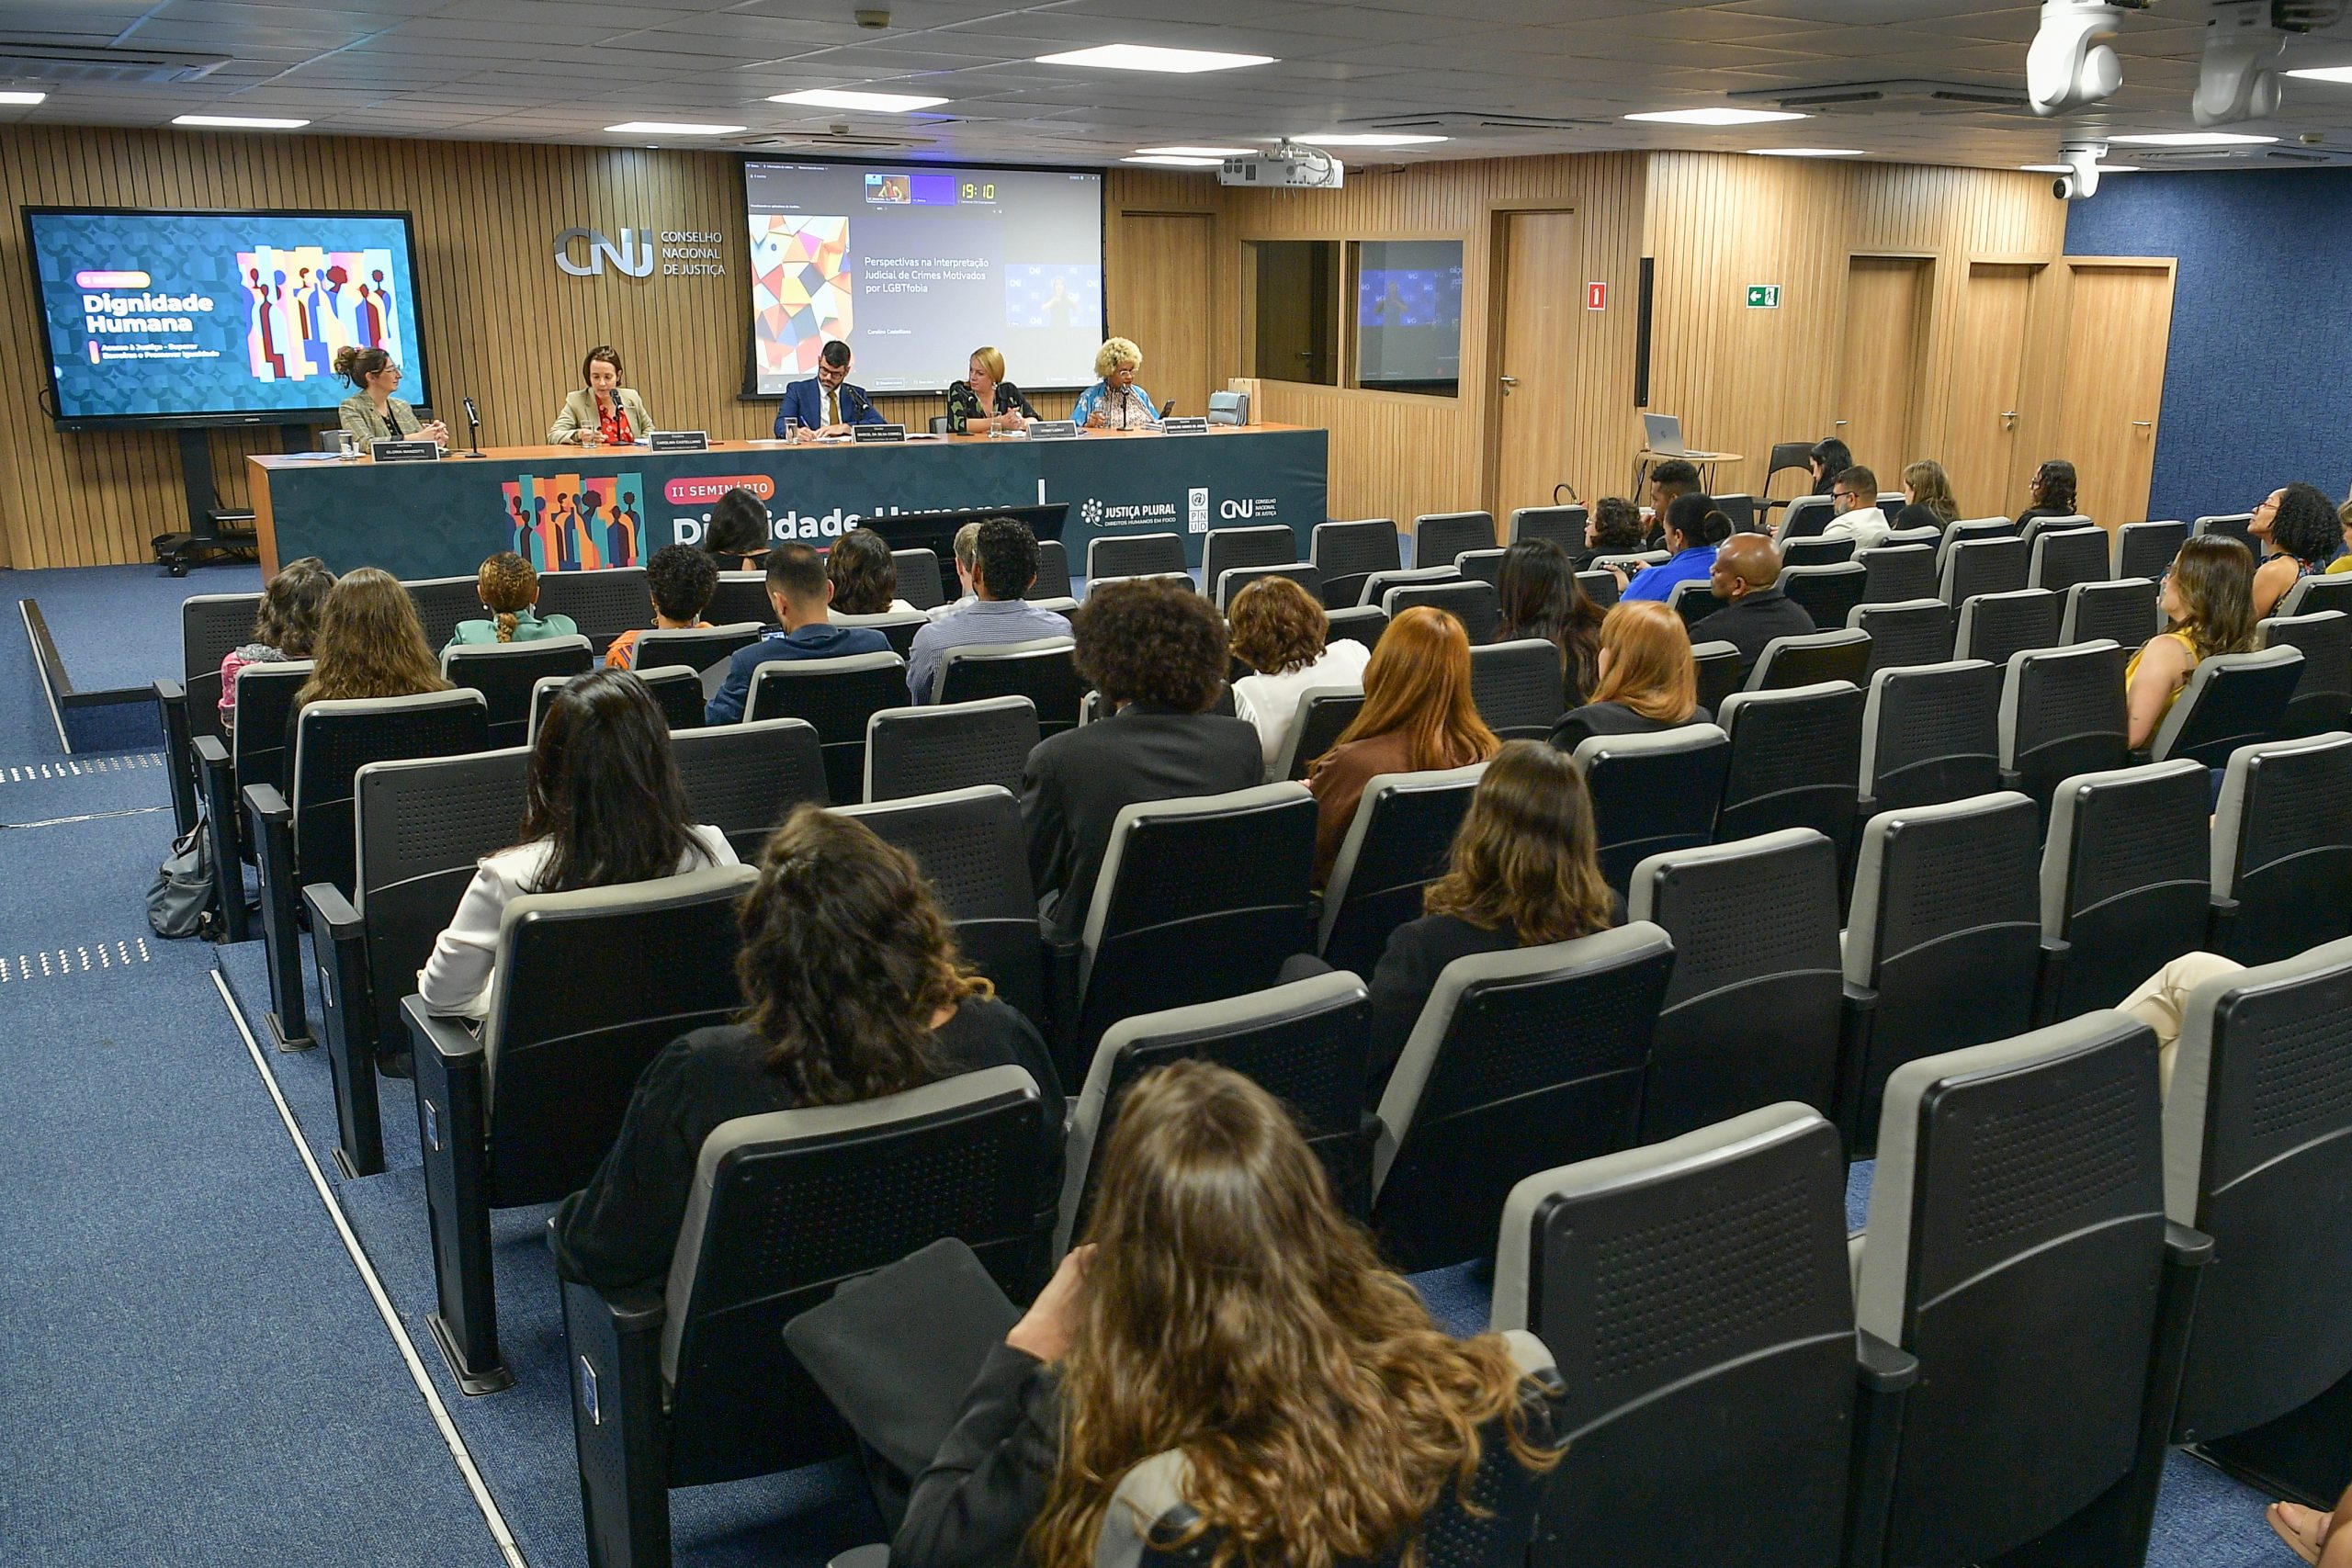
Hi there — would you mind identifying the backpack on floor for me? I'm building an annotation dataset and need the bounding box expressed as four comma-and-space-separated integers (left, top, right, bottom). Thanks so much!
146, 816, 215, 940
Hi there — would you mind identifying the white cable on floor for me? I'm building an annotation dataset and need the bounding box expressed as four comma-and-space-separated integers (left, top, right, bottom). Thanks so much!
210, 968, 530, 1568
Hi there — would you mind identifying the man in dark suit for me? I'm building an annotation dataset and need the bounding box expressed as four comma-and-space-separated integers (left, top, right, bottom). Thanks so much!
1690, 534, 1815, 680
1022, 579, 1262, 940
775, 339, 885, 437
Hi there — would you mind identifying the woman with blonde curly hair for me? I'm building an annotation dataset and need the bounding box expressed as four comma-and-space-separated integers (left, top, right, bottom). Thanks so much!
295, 568, 451, 710
1073, 336, 1158, 431
895, 1056, 1562, 1568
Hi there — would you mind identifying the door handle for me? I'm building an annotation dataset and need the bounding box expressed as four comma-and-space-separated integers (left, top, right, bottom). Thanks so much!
1833, 419, 1849, 427
1498, 375, 1519, 387
2132, 420, 2153, 427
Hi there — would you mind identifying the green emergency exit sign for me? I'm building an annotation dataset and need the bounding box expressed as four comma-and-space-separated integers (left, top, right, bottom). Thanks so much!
1747, 284, 1781, 309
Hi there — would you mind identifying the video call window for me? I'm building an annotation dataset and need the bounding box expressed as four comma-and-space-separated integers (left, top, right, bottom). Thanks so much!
1354, 240, 1463, 399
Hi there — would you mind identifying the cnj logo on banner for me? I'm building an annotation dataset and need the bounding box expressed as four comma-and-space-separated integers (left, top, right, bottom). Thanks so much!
555, 227, 656, 278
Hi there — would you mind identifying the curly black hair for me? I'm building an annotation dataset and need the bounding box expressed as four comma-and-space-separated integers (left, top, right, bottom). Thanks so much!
645, 543, 717, 622
974, 516, 1040, 600
1074, 577, 1228, 712
2270, 482, 2341, 566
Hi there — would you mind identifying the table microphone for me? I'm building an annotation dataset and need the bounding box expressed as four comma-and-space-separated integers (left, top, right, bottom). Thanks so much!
461, 396, 485, 458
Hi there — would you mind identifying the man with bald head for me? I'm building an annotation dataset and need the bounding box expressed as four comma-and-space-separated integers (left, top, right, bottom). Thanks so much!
1691, 534, 1815, 679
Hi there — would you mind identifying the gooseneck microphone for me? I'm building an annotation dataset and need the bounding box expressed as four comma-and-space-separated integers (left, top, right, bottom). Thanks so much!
462, 395, 485, 458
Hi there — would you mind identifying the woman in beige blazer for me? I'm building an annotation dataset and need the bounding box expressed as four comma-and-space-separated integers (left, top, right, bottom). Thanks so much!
548, 344, 653, 445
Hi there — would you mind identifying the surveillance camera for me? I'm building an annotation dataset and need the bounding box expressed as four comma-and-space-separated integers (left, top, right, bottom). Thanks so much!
2053, 140, 2108, 199
2028, 0, 2149, 116
2195, 0, 2287, 125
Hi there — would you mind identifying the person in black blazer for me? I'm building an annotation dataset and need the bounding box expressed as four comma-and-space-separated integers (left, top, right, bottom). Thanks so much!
1022, 580, 1262, 940
1548, 599, 1711, 752
945, 345, 1040, 434
1689, 534, 1815, 681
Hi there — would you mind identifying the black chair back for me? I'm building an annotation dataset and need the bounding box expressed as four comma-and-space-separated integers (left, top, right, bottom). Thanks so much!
1859, 660, 2000, 813
1666, 579, 1720, 634
1214, 560, 1320, 611
635, 622, 766, 675
864, 696, 1039, 803
537, 567, 652, 652
707, 571, 775, 627
1690, 640, 1743, 715
1087, 532, 1186, 581
2030, 525, 2111, 596
2196, 512, 2256, 551
1384, 579, 1498, 643
405, 575, 483, 651
2257, 610, 2352, 737
1510, 504, 1586, 552
180, 592, 266, 746
2040, 759, 2213, 1016
745, 651, 908, 805
1998, 641, 2129, 818
1777, 562, 1864, 630
1311, 518, 1402, 609
2210, 734, 2352, 965
1776, 495, 1836, 541
1413, 511, 1497, 569
892, 548, 946, 611
830, 611, 930, 658
443, 637, 594, 750
1849, 598, 1952, 676
1282, 688, 1367, 781
2149, 645, 2303, 768
231, 660, 314, 805
1857, 543, 1938, 604
1576, 569, 1622, 610
1034, 538, 1073, 601
1952, 587, 2062, 671
1779, 535, 1854, 570
1569, 724, 1731, 892
1714, 682, 1862, 859
2115, 521, 2188, 581
2062, 577, 2160, 646
1322, 604, 1387, 653
1317, 763, 1486, 978
1939, 536, 2030, 604
935, 637, 1086, 738
1469, 638, 1566, 739
2279, 572, 2352, 619
1453, 548, 1506, 588
1748, 628, 1869, 692
840, 784, 1044, 1024
1713, 492, 1758, 535
673, 717, 828, 859
292, 691, 490, 896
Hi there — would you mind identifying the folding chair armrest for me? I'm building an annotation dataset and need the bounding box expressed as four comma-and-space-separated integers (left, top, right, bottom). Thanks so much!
304, 880, 361, 939
1043, 927, 1084, 1048
405, 995, 487, 1164
1835, 982, 1879, 1152
244, 782, 306, 1043
560, 1271, 672, 1564
2165, 1220, 2216, 1271
1846, 1328, 1916, 1568
156, 679, 198, 837
306, 882, 383, 1178
2207, 895, 2241, 952
1855, 1327, 1917, 1393
243, 779, 289, 828
195, 735, 244, 941
2032, 937, 2070, 1027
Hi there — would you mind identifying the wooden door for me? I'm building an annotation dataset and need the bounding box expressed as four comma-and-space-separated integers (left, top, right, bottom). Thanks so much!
2055, 263, 2176, 527
1833, 256, 1931, 485
1487, 209, 1578, 518
1947, 264, 2040, 519
1112, 213, 1215, 420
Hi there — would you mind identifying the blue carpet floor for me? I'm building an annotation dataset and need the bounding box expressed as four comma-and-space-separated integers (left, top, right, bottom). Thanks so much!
0, 559, 2311, 1568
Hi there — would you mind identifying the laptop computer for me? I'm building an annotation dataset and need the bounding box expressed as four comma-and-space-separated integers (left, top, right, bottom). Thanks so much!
1642, 412, 1730, 460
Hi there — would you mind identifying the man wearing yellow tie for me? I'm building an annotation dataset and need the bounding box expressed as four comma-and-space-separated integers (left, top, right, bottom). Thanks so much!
775, 340, 886, 437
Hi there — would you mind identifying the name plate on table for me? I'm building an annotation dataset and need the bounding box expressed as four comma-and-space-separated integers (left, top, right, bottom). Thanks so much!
649, 430, 710, 452
1027, 421, 1079, 441
853, 423, 908, 444
369, 439, 441, 464
1158, 416, 1209, 435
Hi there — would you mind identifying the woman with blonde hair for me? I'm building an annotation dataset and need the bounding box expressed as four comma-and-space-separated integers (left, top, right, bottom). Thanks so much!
296, 568, 451, 710
946, 345, 1040, 434
447, 551, 580, 648
2126, 533, 2256, 750
1307, 605, 1499, 884
1227, 575, 1372, 781
1073, 337, 1158, 431
894, 1057, 1562, 1568
1548, 599, 1704, 750
1894, 458, 1961, 530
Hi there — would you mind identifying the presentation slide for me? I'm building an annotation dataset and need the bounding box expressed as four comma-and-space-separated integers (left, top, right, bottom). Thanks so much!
743, 162, 1103, 396
1357, 241, 1464, 390
23, 208, 428, 428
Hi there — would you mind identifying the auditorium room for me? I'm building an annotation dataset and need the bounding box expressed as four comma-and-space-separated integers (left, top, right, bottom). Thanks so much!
7, 0, 2352, 1563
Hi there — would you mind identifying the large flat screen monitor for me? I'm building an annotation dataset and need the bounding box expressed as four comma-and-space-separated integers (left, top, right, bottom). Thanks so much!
22, 206, 429, 431
742, 161, 1103, 397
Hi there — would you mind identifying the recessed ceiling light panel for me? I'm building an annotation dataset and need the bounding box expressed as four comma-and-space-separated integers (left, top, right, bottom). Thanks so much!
1136, 145, 1260, 156
1305, 132, 1447, 146
770, 88, 947, 112
2105, 131, 2277, 145
2286, 65, 2352, 83
1625, 107, 1806, 126
1748, 147, 1865, 157
1035, 44, 1275, 73
1122, 154, 1225, 166
605, 121, 746, 135
0, 90, 46, 105
173, 113, 308, 129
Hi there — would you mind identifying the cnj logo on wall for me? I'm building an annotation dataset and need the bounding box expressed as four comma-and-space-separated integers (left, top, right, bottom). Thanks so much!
555, 227, 656, 278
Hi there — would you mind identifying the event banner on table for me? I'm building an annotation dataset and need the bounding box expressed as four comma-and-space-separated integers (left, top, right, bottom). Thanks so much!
255, 431, 1329, 581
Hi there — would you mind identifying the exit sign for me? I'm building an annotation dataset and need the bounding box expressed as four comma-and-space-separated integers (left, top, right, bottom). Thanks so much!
1747, 284, 1781, 309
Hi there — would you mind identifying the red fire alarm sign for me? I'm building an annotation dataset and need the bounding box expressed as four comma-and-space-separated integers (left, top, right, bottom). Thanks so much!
1587, 282, 1607, 310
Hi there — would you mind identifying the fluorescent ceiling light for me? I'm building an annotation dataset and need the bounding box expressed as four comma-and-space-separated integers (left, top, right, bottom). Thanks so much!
1136, 145, 1259, 156
0, 90, 46, 106
769, 88, 947, 112
2021, 162, 2142, 173
172, 114, 309, 129
1306, 132, 1447, 146
1626, 107, 1805, 126
2286, 65, 2352, 83
1122, 154, 1224, 166
604, 120, 744, 135
1035, 44, 1275, 73
1748, 147, 1865, 157
2105, 131, 2276, 145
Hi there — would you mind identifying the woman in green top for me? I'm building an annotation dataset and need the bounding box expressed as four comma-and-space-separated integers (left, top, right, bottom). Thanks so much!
944, 345, 1038, 434
334, 345, 448, 445
447, 552, 580, 649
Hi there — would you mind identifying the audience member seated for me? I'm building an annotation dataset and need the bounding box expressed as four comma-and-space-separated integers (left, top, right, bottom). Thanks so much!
2125, 534, 2256, 750
1645, 458, 1702, 548
1894, 457, 1961, 531
220, 555, 334, 732
416, 669, 738, 1022
1496, 538, 1605, 704
447, 552, 580, 649
702, 486, 772, 572
906, 516, 1072, 705
1806, 436, 1852, 498
1307, 605, 1499, 886
2331, 497, 2352, 577
605, 544, 717, 671
1580, 495, 1646, 569
2108, 951, 2246, 1100
548, 806, 1063, 1292
2271, 1478, 2352, 1566
1691, 534, 1815, 678
294, 567, 453, 717
1356, 741, 1619, 1099
1618, 493, 1731, 603
705, 544, 892, 725
1820, 465, 1893, 548
829, 525, 920, 616
1228, 575, 1373, 783
1549, 600, 1708, 750
1023, 579, 1261, 939
2248, 482, 2339, 620
930, 520, 984, 620
894, 1057, 1561, 1568
2016, 457, 2078, 529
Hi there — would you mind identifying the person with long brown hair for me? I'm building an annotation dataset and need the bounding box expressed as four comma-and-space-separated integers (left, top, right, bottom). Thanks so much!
549, 806, 1063, 1292
828, 525, 918, 615
294, 567, 451, 709
895, 1057, 1561, 1568
1227, 574, 1371, 782
1307, 605, 1499, 886
220, 555, 334, 732
1894, 458, 1961, 530
2127, 533, 2257, 750
1548, 599, 1705, 751
1495, 538, 1605, 704
447, 551, 580, 648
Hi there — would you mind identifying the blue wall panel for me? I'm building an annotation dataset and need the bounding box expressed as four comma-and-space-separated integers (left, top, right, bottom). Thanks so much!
2064, 167, 2352, 524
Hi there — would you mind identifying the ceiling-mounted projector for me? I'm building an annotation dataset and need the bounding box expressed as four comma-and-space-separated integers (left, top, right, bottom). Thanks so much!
1220, 141, 1344, 188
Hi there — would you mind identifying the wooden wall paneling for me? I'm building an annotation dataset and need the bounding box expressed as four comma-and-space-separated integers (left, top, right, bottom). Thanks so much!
1945, 262, 2042, 519
2052, 258, 2177, 528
